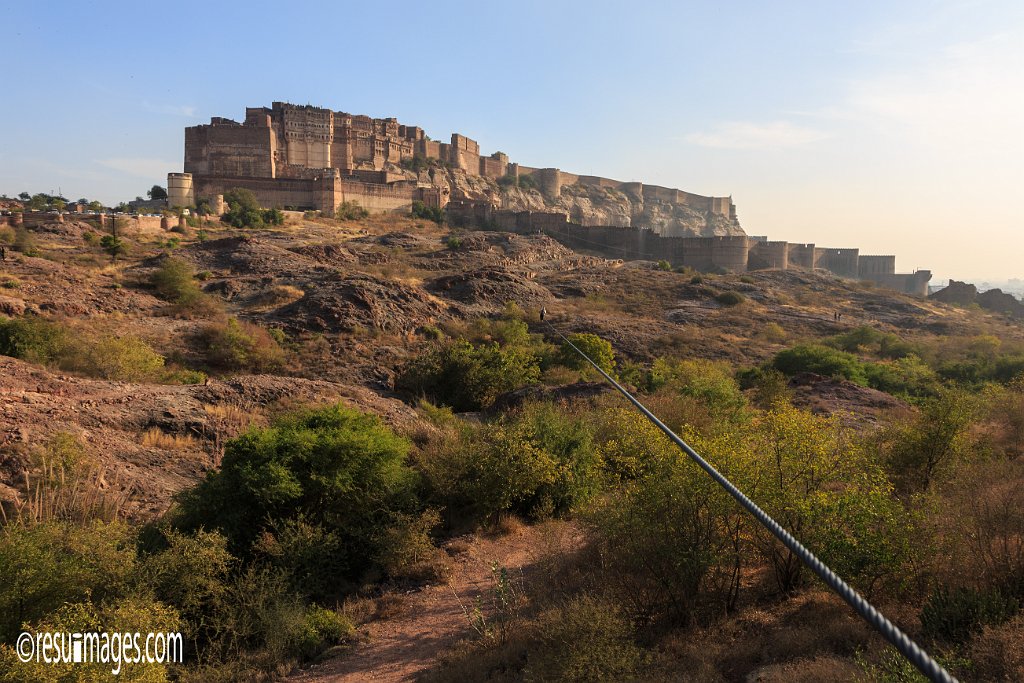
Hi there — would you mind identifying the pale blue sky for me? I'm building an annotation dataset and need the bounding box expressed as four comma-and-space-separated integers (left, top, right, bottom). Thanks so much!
1, 0, 1021, 280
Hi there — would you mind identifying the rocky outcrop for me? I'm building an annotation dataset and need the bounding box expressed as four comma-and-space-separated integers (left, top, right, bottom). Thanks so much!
930, 280, 1024, 318
404, 166, 745, 238
929, 279, 977, 305
976, 289, 1024, 318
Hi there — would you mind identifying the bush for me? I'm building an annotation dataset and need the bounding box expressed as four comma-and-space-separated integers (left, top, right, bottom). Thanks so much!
223, 188, 284, 228
336, 200, 369, 221
526, 595, 645, 681
196, 317, 285, 373
150, 257, 219, 313
12, 225, 37, 256
76, 335, 165, 382
656, 260, 672, 271
99, 234, 127, 260
411, 200, 444, 224
863, 355, 941, 398
557, 333, 615, 375
444, 235, 463, 250
417, 403, 599, 525
0, 520, 137, 643
773, 344, 868, 384
715, 290, 744, 306
398, 338, 541, 411
922, 586, 1019, 643
648, 358, 747, 418
589, 450, 744, 624
745, 405, 910, 593
174, 404, 418, 587
0, 315, 69, 365
881, 388, 978, 492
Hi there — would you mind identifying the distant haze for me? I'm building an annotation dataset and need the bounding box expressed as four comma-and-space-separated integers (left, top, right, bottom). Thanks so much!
1, 0, 1021, 280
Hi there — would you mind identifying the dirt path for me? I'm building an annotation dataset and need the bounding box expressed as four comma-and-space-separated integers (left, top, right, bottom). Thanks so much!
287, 521, 581, 682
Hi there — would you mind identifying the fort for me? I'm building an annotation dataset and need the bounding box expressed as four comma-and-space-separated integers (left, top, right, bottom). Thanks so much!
165, 101, 930, 296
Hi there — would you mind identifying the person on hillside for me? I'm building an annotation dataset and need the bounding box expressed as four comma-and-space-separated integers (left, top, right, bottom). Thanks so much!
540, 306, 547, 321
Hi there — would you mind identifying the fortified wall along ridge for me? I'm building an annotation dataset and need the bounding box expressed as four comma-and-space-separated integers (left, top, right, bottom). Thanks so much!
166, 102, 930, 296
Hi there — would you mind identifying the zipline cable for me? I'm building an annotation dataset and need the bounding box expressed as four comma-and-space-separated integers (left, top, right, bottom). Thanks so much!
544, 319, 957, 683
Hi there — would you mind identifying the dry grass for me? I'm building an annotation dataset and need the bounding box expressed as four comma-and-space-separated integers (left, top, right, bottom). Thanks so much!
2, 435, 130, 525
251, 284, 305, 310
203, 402, 262, 429
139, 427, 201, 451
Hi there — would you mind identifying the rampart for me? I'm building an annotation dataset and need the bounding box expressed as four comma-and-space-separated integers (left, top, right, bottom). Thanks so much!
446, 204, 930, 296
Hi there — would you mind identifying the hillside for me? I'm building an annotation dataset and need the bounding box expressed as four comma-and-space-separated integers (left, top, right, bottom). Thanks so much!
1, 212, 1023, 681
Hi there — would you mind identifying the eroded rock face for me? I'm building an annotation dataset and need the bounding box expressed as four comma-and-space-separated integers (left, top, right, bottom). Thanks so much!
435, 168, 745, 238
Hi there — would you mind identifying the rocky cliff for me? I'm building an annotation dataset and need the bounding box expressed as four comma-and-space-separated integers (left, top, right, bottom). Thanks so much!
404, 165, 744, 238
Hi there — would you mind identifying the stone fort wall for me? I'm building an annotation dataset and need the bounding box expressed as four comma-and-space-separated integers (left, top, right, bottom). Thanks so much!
448, 204, 930, 296
173, 102, 736, 220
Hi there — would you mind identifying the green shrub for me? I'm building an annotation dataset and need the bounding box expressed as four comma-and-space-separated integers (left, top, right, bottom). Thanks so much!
714, 290, 744, 306
13, 225, 37, 256
863, 355, 941, 398
0, 520, 137, 642
589, 450, 744, 624
417, 403, 599, 524
593, 406, 675, 481
526, 595, 645, 681
149, 256, 219, 314
648, 358, 747, 418
223, 188, 284, 228
773, 343, 868, 384
558, 333, 615, 374
373, 508, 447, 582
174, 404, 418, 586
196, 317, 285, 373
444, 235, 463, 250
745, 405, 910, 592
656, 260, 672, 272
411, 201, 444, 224
398, 338, 541, 411
77, 335, 166, 382
881, 388, 978, 492
99, 234, 127, 260
336, 200, 369, 221
0, 315, 69, 365
922, 586, 1019, 643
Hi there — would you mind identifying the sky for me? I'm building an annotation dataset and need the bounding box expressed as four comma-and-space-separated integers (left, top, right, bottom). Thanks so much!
1, 0, 1022, 282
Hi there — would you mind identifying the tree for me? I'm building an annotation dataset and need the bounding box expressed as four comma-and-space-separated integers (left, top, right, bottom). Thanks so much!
147, 185, 168, 201
559, 333, 616, 374
51, 198, 66, 212
222, 187, 283, 228
17, 192, 30, 201
87, 201, 104, 212
99, 234, 126, 261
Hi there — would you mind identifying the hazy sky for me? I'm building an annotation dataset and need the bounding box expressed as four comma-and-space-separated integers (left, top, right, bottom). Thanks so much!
2, 0, 1021, 281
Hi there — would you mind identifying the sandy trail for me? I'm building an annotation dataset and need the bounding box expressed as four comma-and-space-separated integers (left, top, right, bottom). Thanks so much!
287, 522, 580, 682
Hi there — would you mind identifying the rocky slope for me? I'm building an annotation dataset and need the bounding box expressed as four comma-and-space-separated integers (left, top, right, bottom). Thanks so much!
397, 165, 744, 237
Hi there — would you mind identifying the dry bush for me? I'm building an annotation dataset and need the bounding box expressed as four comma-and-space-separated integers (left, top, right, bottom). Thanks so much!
252, 284, 304, 310
965, 613, 1024, 681
139, 427, 201, 451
